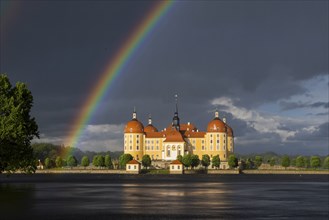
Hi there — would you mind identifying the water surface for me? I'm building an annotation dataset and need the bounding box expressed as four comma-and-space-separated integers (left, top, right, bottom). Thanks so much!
1, 174, 328, 219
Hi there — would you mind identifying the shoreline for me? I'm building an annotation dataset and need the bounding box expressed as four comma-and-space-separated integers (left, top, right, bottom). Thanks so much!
23, 169, 329, 175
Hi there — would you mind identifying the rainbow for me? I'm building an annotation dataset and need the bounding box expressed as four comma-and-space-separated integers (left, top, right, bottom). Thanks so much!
64, 1, 175, 151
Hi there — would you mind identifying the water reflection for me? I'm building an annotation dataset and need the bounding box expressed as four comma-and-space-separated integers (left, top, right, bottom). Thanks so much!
119, 183, 231, 215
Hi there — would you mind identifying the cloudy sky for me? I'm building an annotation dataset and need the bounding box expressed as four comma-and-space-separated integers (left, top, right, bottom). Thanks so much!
1, 0, 328, 155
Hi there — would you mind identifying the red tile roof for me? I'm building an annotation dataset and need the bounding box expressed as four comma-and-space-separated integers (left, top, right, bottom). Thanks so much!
170, 160, 182, 165
127, 159, 140, 165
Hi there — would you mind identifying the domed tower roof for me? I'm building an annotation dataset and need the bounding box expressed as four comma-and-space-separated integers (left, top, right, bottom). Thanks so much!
124, 108, 144, 133
144, 114, 158, 133
223, 117, 234, 137
207, 109, 226, 132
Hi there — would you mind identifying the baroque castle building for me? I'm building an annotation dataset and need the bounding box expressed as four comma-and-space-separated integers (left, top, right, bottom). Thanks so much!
123, 100, 234, 169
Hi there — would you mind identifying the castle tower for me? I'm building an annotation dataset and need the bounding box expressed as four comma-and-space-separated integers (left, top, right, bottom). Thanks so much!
123, 108, 144, 160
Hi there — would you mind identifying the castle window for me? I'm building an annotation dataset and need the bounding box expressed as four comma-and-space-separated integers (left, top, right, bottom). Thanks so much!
216, 145, 219, 150
136, 146, 139, 150
156, 146, 159, 150
134, 165, 136, 169
151, 146, 154, 150
156, 140, 159, 144
210, 134, 212, 138
224, 146, 226, 150
217, 140, 219, 143
130, 146, 132, 150
210, 146, 213, 150
202, 146, 205, 150
137, 140, 139, 144
210, 140, 213, 144
224, 140, 226, 143
217, 134, 219, 137
151, 140, 154, 144
178, 165, 180, 169
130, 135, 132, 138
224, 154, 226, 158
193, 146, 196, 150
137, 135, 139, 138
128, 165, 131, 169
202, 140, 204, 144
130, 140, 132, 143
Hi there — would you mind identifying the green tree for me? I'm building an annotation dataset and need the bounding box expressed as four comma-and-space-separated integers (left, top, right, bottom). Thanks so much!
281, 155, 290, 169
304, 157, 310, 168
296, 156, 305, 168
310, 156, 321, 169
269, 157, 276, 166
228, 154, 238, 169
105, 154, 113, 169
142, 154, 151, 169
0, 74, 39, 174
62, 159, 67, 167
291, 158, 296, 167
176, 155, 183, 163
119, 153, 133, 169
81, 156, 90, 169
182, 154, 192, 169
55, 156, 63, 168
97, 155, 105, 168
44, 157, 52, 169
254, 156, 263, 168
246, 158, 255, 169
212, 155, 220, 169
191, 155, 200, 169
67, 155, 78, 168
92, 155, 99, 167
323, 157, 329, 169
201, 154, 210, 169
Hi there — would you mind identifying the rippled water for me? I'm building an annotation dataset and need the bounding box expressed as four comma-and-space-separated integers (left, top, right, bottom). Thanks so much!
0, 174, 328, 219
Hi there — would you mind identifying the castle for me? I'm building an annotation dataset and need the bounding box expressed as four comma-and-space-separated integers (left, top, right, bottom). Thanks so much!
123, 98, 234, 169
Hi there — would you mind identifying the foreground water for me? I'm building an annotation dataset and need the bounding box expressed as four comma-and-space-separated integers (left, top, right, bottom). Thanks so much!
0, 174, 328, 219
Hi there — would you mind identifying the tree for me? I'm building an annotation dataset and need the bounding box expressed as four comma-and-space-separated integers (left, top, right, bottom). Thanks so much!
269, 157, 276, 166
44, 157, 52, 169
105, 154, 113, 169
212, 155, 220, 169
323, 157, 329, 169
55, 156, 63, 168
304, 157, 310, 168
97, 155, 105, 168
119, 153, 133, 169
201, 154, 210, 169
310, 156, 321, 169
0, 74, 39, 174
92, 155, 99, 167
228, 154, 238, 169
296, 156, 305, 168
246, 158, 255, 169
281, 155, 290, 169
182, 154, 192, 169
81, 156, 90, 169
67, 155, 78, 168
291, 158, 296, 167
142, 154, 151, 169
254, 156, 263, 168
191, 155, 200, 169
177, 155, 183, 163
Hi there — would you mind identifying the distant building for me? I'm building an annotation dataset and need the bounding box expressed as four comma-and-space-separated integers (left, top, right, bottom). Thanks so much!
170, 160, 184, 174
126, 159, 141, 174
123, 97, 234, 169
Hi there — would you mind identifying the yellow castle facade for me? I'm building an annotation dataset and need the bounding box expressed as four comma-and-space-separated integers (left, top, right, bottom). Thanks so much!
123, 101, 234, 169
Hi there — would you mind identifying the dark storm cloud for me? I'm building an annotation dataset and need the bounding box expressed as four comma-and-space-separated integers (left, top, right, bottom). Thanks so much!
280, 101, 329, 111
1, 1, 328, 154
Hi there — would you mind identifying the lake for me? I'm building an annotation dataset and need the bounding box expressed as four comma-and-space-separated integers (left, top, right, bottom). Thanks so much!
0, 174, 328, 219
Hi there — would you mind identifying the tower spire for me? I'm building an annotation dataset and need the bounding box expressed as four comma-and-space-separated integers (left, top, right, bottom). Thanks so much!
132, 107, 137, 119
174, 94, 178, 113
172, 94, 180, 130
215, 108, 219, 119
148, 114, 152, 125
